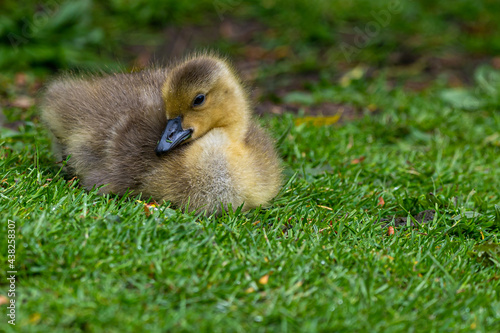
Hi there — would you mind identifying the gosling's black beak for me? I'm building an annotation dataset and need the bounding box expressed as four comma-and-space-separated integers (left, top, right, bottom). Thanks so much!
155, 116, 193, 156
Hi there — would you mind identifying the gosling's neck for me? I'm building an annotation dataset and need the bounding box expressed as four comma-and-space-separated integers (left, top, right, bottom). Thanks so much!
220, 106, 252, 144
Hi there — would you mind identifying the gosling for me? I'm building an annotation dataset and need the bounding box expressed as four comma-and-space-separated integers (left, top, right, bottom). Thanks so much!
40, 54, 283, 214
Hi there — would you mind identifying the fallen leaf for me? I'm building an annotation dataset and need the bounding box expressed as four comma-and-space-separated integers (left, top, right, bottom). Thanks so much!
11, 96, 34, 109
387, 226, 395, 235
405, 169, 421, 175
143, 200, 159, 217
29, 313, 41, 324
144, 205, 151, 217
294, 115, 341, 126
0, 295, 8, 305
245, 287, 255, 293
317, 205, 333, 211
259, 274, 269, 285
378, 196, 385, 207
350, 156, 366, 164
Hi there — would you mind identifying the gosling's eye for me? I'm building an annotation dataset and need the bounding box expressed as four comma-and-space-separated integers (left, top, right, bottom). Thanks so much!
192, 94, 206, 107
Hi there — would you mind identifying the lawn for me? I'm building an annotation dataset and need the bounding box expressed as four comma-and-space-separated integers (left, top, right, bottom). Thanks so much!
1, 1, 500, 332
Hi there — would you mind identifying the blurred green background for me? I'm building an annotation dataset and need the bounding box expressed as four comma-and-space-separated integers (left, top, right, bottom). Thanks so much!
1, 0, 499, 77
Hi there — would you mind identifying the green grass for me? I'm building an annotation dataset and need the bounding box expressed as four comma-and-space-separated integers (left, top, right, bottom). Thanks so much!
1, 72, 499, 331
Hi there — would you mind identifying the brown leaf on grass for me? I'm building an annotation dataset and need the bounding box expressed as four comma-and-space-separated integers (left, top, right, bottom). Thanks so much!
378, 196, 385, 207
351, 156, 366, 164
0, 295, 9, 305
143, 201, 158, 217
11, 96, 34, 109
67, 176, 78, 185
144, 205, 151, 217
259, 274, 269, 285
387, 226, 395, 235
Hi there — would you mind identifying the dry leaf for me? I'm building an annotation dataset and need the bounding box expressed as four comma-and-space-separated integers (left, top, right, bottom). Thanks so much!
11, 96, 34, 109
0, 295, 8, 305
405, 169, 421, 175
259, 274, 269, 285
317, 205, 333, 211
29, 313, 41, 324
387, 226, 395, 236
143, 201, 158, 217
378, 196, 385, 206
350, 156, 366, 164
294, 115, 341, 127
245, 287, 255, 293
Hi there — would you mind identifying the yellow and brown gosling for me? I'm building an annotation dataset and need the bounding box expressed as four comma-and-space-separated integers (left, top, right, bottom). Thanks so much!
40, 54, 283, 214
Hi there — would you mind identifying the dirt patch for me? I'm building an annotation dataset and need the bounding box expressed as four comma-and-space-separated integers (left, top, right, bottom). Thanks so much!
254, 100, 362, 123
380, 209, 436, 227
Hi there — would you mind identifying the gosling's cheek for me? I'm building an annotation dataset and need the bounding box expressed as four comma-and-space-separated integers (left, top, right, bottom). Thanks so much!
183, 117, 204, 134
181, 121, 196, 138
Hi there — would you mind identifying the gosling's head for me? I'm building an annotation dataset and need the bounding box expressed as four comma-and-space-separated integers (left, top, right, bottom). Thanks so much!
156, 55, 250, 155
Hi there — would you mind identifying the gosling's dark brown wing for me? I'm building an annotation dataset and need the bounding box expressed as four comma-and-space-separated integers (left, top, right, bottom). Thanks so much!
41, 69, 169, 193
